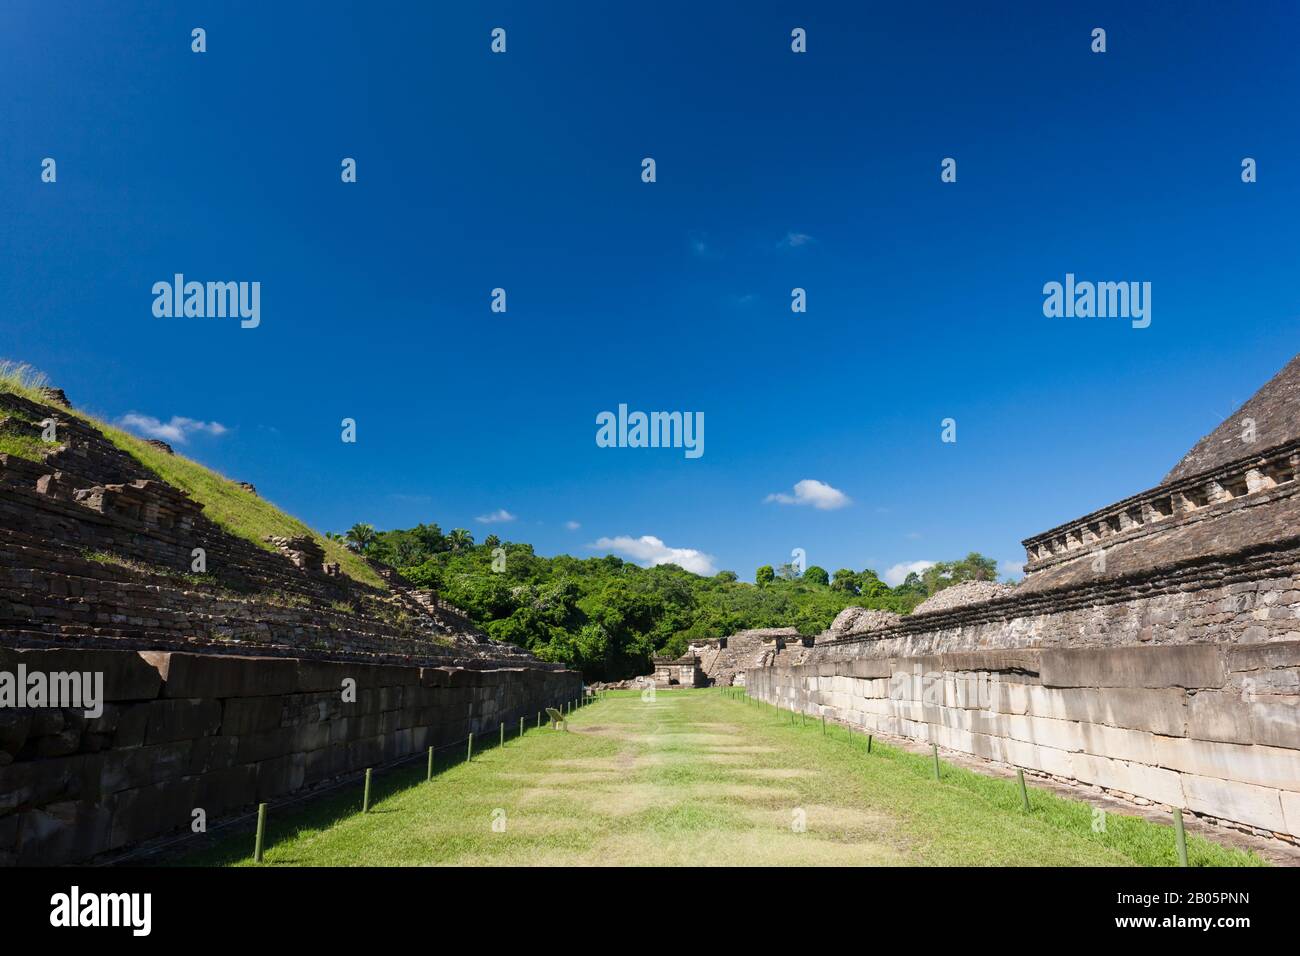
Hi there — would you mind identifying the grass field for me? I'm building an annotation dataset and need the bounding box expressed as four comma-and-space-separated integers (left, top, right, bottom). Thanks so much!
185, 689, 1264, 867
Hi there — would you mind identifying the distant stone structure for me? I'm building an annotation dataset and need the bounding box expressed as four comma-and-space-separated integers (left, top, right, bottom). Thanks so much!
652, 654, 704, 688
750, 355, 1300, 844
690, 627, 813, 687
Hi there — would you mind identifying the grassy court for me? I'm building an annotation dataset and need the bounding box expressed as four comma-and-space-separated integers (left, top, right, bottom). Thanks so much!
185, 689, 1263, 867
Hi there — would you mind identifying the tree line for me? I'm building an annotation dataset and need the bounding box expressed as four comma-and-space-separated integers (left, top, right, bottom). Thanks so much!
331, 521, 1004, 681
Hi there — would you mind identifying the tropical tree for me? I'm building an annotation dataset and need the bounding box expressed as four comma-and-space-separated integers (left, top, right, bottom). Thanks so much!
755, 565, 775, 586
447, 528, 474, 551
344, 523, 377, 553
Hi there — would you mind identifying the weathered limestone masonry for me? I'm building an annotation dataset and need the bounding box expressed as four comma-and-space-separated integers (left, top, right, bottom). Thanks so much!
0, 646, 580, 865
749, 355, 1300, 844
0, 387, 581, 864
689, 627, 814, 687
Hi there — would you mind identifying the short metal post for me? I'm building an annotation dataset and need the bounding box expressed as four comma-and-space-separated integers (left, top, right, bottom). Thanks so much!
932, 743, 941, 780
500, 723, 504, 747
427, 745, 434, 781
867, 734, 873, 753
467, 732, 474, 761
1017, 769, 1030, 811
519, 716, 524, 739
363, 768, 372, 812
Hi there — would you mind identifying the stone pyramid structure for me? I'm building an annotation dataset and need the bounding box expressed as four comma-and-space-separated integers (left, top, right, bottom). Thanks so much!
0, 386, 534, 667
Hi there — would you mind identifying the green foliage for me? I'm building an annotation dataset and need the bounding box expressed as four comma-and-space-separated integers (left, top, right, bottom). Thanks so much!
363, 524, 940, 680
755, 565, 774, 586
920, 552, 999, 596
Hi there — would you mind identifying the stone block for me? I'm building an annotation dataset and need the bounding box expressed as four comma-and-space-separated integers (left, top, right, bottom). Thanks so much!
1040, 645, 1226, 690
1076, 722, 1157, 765
0, 754, 100, 812
256, 752, 306, 800
99, 742, 190, 795
194, 764, 258, 818
106, 778, 197, 850
1025, 685, 1188, 736
1071, 753, 1185, 806
143, 652, 298, 698
189, 735, 240, 774
1228, 641, 1300, 672
0, 710, 32, 756
1181, 773, 1286, 832
222, 695, 286, 735
1151, 735, 1300, 792
16, 800, 112, 866
236, 727, 295, 764
0, 647, 162, 702
1281, 789, 1300, 838
939, 649, 1042, 675
1187, 691, 1254, 745
1247, 699, 1300, 750
112, 703, 150, 748
144, 698, 222, 744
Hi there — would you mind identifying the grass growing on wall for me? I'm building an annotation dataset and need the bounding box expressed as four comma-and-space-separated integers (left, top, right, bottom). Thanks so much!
180, 689, 1265, 867
0, 361, 383, 589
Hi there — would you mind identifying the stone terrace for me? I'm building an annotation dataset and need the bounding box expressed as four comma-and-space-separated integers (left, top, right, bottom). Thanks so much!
0, 390, 535, 669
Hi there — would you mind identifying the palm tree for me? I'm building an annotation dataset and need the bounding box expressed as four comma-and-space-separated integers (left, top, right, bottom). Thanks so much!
345, 523, 377, 553
447, 528, 474, 551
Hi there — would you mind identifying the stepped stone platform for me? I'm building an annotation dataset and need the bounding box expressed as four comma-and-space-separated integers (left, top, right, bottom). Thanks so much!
750, 354, 1300, 846
0, 388, 578, 864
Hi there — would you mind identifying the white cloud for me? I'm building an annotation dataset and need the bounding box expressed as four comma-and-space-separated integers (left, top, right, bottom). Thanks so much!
118, 413, 227, 445
564, 520, 581, 531
590, 534, 717, 576
884, 560, 935, 586
764, 478, 851, 511
475, 508, 516, 524
778, 232, 815, 248
998, 559, 1025, 579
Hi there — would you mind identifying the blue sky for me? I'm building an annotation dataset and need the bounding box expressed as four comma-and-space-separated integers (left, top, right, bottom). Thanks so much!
2, 1, 1297, 583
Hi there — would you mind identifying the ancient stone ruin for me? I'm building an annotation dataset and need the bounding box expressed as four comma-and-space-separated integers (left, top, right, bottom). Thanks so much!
747, 354, 1300, 844
0, 389, 580, 865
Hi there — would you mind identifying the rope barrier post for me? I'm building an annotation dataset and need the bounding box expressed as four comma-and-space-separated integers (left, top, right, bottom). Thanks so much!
253, 802, 267, 863
1173, 809, 1189, 867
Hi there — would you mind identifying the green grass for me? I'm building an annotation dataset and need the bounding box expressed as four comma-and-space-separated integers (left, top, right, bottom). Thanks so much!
181, 689, 1264, 867
0, 360, 382, 589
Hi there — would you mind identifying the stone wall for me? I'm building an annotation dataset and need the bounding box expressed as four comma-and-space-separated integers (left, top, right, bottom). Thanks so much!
0, 646, 581, 865
747, 641, 1300, 842
811, 550, 1300, 661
